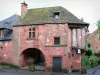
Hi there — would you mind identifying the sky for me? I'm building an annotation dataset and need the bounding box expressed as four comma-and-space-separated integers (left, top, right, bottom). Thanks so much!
0, 0, 100, 33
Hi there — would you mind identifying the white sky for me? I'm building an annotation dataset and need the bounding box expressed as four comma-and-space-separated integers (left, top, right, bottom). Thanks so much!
0, 0, 100, 33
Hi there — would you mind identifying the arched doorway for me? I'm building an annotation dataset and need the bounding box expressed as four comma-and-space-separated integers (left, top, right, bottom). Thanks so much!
20, 48, 45, 69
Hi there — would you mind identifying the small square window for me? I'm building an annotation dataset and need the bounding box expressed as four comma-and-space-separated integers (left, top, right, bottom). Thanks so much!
54, 37, 60, 45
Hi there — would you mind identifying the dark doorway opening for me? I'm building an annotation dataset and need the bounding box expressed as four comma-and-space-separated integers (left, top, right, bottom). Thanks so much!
21, 48, 45, 67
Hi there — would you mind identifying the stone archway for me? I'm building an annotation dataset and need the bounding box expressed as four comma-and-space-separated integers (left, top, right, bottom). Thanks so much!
20, 48, 45, 68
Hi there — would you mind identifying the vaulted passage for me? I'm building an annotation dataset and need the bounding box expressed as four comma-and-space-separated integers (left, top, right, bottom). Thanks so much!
21, 48, 45, 67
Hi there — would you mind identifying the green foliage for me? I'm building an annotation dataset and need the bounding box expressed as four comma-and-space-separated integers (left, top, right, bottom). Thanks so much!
0, 62, 20, 69
82, 40, 99, 70
85, 40, 93, 56
82, 55, 99, 69
97, 20, 100, 40
98, 57, 100, 64
82, 55, 91, 69
28, 59, 35, 72
97, 20, 100, 32
98, 35, 100, 40
89, 55, 99, 68
85, 49, 93, 56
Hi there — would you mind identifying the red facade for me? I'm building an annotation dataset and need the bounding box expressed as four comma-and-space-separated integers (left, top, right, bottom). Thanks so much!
0, 2, 89, 71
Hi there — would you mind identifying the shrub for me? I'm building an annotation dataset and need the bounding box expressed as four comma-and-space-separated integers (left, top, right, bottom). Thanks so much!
0, 62, 20, 69
89, 55, 99, 68
82, 39, 99, 70
82, 55, 99, 69
98, 57, 100, 64
62, 68, 69, 73
46, 67, 52, 72
85, 40, 93, 56
28, 59, 35, 72
82, 55, 91, 69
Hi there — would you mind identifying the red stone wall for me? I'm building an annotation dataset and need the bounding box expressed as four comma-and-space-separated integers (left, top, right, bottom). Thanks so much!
0, 41, 13, 63
0, 23, 83, 70
71, 50, 82, 70
12, 24, 71, 69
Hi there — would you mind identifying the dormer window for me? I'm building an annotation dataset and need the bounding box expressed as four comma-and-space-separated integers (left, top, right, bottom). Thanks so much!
54, 12, 60, 19
0, 29, 3, 36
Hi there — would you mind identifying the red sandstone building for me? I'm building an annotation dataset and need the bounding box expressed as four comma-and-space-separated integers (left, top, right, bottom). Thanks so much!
0, 2, 89, 71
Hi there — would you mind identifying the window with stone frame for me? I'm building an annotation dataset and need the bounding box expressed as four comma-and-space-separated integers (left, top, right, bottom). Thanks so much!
28, 27, 35, 39
54, 37, 60, 45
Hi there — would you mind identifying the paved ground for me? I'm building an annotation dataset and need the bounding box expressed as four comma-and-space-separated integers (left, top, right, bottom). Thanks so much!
0, 68, 86, 75
0, 65, 100, 75
87, 65, 100, 75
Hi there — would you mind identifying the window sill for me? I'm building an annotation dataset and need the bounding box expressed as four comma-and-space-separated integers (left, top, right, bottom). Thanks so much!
27, 38, 35, 40
54, 45, 60, 47
45, 45, 67, 47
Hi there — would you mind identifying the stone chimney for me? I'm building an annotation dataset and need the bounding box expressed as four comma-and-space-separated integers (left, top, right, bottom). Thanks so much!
21, 1, 28, 18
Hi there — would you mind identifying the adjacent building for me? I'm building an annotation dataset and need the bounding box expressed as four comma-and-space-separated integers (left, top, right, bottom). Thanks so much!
87, 30, 100, 57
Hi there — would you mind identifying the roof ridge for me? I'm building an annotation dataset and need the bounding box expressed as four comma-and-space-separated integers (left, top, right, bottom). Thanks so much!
0, 14, 20, 23
28, 6, 63, 10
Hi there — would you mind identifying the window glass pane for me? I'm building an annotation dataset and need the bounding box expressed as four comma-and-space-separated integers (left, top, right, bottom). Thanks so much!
32, 32, 35, 38
55, 15, 59, 19
54, 37, 60, 45
54, 12, 60, 19
29, 32, 31, 38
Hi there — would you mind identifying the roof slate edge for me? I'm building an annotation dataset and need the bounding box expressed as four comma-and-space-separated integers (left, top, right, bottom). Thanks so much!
0, 39, 12, 41
14, 22, 89, 27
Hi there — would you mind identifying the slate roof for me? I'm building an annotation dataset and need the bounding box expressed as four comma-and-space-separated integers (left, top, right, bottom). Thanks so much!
0, 14, 20, 41
19, 6, 88, 25
0, 14, 20, 30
